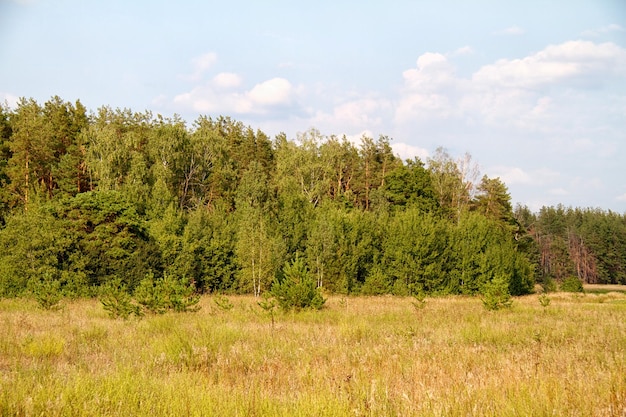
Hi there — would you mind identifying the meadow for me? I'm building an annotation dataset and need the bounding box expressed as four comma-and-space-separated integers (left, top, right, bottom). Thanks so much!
1, 291, 625, 416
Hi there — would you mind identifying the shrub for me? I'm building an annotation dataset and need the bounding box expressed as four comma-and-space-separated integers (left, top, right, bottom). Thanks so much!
134, 273, 200, 314
411, 291, 427, 311
481, 274, 513, 311
257, 292, 278, 327
213, 295, 234, 312
134, 272, 169, 314
29, 273, 63, 310
540, 276, 557, 293
560, 276, 584, 293
271, 257, 325, 311
538, 293, 551, 308
100, 280, 142, 319
361, 267, 392, 295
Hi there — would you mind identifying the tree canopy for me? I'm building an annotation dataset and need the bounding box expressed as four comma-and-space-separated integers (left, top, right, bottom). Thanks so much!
1, 97, 624, 299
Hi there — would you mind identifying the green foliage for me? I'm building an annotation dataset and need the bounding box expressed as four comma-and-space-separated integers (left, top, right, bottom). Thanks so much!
134, 273, 200, 314
560, 276, 584, 293
257, 292, 278, 326
541, 276, 557, 293
361, 266, 392, 295
481, 274, 513, 311
8, 96, 626, 299
133, 272, 169, 314
383, 209, 451, 294
538, 293, 551, 308
271, 257, 325, 311
411, 291, 427, 311
162, 275, 201, 313
383, 157, 438, 213
100, 280, 142, 319
213, 295, 234, 312
29, 273, 63, 310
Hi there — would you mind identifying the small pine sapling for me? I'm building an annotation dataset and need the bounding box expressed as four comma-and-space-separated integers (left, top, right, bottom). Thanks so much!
257, 292, 277, 328
481, 274, 513, 311
213, 295, 234, 312
100, 280, 142, 319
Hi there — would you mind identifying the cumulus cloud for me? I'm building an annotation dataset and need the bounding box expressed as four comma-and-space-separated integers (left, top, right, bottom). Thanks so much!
395, 40, 626, 134
473, 41, 626, 89
248, 78, 294, 106
184, 52, 218, 81
486, 166, 567, 190
173, 76, 296, 116
392, 142, 429, 161
0, 92, 19, 108
212, 72, 242, 89
487, 166, 533, 185
311, 96, 392, 134
395, 53, 461, 123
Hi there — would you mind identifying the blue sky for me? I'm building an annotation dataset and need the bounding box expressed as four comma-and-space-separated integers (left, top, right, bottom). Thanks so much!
1, 0, 625, 212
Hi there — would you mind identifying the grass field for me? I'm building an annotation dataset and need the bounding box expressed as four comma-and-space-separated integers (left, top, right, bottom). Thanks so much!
1, 290, 625, 416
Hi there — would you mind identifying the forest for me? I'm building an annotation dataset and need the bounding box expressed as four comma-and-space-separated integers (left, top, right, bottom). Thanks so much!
0, 96, 624, 300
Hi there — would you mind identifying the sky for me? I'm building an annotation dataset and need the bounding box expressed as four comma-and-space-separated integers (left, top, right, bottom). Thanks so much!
1, 0, 625, 212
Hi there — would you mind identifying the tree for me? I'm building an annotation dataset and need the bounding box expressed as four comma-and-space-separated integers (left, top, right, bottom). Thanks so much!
383, 209, 451, 295
449, 212, 533, 296
56, 190, 162, 290
427, 148, 478, 221
305, 202, 337, 289
0, 202, 67, 296
275, 129, 328, 208
319, 135, 360, 205
0, 102, 13, 221
383, 157, 439, 213
175, 205, 239, 292
5, 98, 46, 209
234, 162, 284, 295
356, 135, 400, 210
271, 256, 325, 311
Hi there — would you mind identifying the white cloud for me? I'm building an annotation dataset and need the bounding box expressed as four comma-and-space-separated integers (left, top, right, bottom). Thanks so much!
247, 78, 293, 106
395, 53, 460, 122
394, 40, 626, 138
488, 166, 532, 185
173, 76, 296, 116
617, 193, 626, 202
486, 166, 569, 193
494, 26, 525, 36
334, 98, 389, 127
0, 92, 19, 108
581, 24, 624, 38
213, 72, 242, 89
184, 52, 218, 81
402, 52, 456, 90
392, 142, 429, 161
473, 41, 626, 89
451, 46, 474, 56
310, 95, 392, 134
343, 130, 374, 146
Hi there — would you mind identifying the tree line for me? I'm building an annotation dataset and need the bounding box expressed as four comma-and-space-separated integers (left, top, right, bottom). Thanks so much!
0, 97, 623, 299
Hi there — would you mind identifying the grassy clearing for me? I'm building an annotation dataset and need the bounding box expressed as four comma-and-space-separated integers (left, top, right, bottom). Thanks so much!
585, 284, 626, 294
1, 293, 625, 416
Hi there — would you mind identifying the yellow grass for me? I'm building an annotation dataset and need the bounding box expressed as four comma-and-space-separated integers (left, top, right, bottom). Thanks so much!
1, 292, 625, 416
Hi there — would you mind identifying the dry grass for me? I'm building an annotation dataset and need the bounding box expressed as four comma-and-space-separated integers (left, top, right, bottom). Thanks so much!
1, 292, 625, 416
